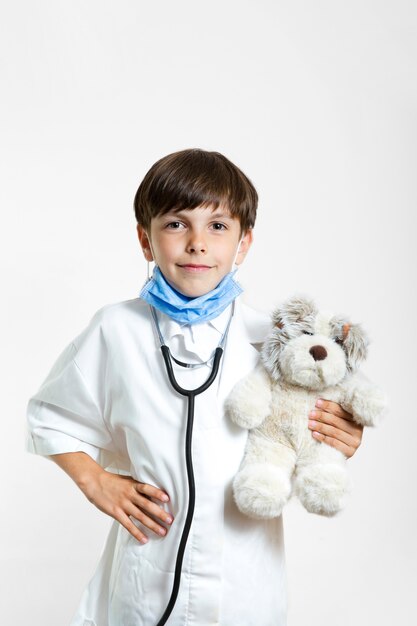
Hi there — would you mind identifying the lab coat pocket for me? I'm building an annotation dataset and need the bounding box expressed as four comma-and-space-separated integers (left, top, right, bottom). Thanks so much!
109, 531, 176, 624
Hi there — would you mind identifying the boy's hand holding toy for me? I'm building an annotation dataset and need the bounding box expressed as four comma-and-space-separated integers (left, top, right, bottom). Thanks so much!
308, 398, 364, 459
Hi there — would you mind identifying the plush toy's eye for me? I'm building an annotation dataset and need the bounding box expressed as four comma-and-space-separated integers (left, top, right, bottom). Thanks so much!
334, 337, 344, 345
302, 331, 314, 336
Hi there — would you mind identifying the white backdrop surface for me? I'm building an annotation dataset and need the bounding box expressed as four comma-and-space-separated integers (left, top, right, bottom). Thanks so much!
1, 1, 416, 624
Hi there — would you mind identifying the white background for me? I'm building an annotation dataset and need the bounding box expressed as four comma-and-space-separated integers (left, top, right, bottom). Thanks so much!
1, 1, 416, 624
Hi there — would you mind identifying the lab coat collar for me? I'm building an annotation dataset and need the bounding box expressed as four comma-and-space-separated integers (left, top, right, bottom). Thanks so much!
154, 303, 234, 344
151, 297, 272, 346
151, 295, 271, 411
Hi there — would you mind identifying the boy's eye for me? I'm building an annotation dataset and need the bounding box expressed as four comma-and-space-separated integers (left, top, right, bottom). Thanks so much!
166, 221, 184, 229
211, 222, 227, 230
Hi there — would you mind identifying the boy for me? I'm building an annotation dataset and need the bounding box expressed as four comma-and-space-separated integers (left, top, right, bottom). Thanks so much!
26, 149, 363, 625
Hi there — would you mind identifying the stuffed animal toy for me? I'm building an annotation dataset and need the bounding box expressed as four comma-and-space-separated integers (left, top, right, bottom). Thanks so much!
225, 296, 386, 518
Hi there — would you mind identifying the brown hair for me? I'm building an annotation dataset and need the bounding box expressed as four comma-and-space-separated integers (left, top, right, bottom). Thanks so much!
133, 148, 258, 233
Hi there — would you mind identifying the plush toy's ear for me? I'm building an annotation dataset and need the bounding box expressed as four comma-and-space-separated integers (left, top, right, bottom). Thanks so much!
330, 315, 369, 371
272, 295, 317, 328
344, 323, 369, 370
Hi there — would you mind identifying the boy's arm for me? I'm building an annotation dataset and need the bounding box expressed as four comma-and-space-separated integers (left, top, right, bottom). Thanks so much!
50, 452, 174, 543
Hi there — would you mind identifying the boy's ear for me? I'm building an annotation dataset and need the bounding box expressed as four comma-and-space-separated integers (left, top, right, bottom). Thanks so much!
136, 224, 154, 262
235, 229, 253, 266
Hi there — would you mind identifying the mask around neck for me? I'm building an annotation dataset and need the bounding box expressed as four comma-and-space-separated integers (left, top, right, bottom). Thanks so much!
139, 266, 243, 325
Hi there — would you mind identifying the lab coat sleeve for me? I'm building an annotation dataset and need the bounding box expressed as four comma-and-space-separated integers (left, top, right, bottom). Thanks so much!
26, 307, 118, 469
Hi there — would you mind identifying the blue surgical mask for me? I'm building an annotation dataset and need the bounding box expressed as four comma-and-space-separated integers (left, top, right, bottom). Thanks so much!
139, 266, 243, 325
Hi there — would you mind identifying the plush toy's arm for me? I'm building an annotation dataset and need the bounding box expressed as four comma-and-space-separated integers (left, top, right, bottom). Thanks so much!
341, 371, 387, 427
224, 362, 272, 430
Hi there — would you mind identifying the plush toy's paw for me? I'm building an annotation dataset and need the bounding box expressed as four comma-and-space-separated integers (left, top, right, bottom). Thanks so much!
225, 366, 272, 430
225, 395, 268, 430
294, 464, 351, 517
233, 463, 291, 519
350, 386, 387, 427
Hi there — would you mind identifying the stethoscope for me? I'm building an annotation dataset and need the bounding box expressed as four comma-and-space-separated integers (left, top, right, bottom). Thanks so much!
149, 301, 235, 626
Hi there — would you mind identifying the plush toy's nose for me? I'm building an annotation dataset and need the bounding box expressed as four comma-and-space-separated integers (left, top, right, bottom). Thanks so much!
309, 345, 327, 361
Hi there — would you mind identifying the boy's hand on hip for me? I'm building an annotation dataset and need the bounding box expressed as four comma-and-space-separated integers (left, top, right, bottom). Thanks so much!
49, 452, 173, 544
308, 399, 364, 459
84, 471, 174, 544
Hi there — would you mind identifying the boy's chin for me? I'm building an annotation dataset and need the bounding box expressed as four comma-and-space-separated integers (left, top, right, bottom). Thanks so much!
167, 276, 220, 299
165, 269, 229, 298
177, 285, 213, 298
163, 276, 209, 298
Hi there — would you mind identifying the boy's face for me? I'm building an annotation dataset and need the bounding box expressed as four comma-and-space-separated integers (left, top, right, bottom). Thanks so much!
137, 205, 253, 297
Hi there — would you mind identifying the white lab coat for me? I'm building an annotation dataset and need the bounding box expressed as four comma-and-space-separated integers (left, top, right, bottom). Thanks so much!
26, 296, 287, 626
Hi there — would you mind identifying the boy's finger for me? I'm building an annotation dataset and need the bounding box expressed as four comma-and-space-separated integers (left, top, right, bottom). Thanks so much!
135, 481, 170, 502
309, 409, 357, 436
315, 399, 353, 421
310, 430, 351, 458
308, 419, 357, 448
127, 504, 168, 537
131, 491, 174, 526
117, 510, 149, 544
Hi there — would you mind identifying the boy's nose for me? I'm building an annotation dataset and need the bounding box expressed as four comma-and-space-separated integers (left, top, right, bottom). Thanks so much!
186, 233, 207, 254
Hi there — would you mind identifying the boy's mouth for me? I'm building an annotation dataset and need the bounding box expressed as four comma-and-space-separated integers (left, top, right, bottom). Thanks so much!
178, 264, 212, 272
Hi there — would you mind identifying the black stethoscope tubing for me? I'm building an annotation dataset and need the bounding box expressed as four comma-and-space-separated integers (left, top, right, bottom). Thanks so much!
156, 345, 223, 626
149, 304, 234, 626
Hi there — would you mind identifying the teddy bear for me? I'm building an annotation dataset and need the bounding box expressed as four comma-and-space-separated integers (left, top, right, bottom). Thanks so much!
225, 296, 386, 518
